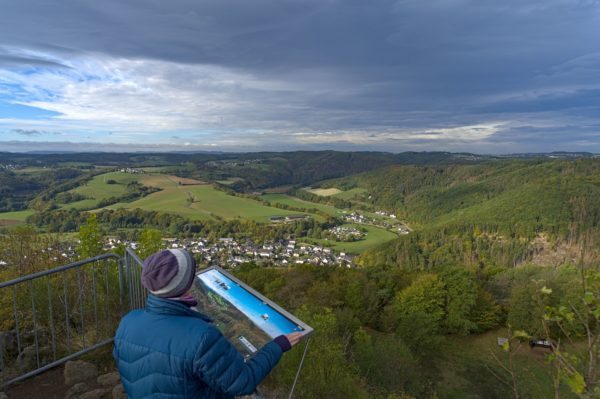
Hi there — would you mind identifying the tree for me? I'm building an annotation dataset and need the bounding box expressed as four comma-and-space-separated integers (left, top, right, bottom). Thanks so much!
439, 267, 479, 334
388, 274, 446, 355
78, 213, 103, 259
138, 228, 162, 259
267, 307, 368, 399
542, 270, 600, 398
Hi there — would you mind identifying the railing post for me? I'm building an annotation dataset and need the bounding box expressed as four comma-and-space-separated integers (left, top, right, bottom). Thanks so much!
126, 251, 133, 310
118, 257, 124, 313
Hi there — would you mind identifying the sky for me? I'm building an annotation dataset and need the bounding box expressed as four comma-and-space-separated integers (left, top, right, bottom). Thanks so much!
0, 0, 600, 153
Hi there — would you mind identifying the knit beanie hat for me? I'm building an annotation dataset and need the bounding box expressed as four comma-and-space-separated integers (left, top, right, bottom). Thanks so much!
141, 249, 196, 298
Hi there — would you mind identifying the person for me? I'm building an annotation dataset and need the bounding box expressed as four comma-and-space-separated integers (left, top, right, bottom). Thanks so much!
113, 249, 302, 398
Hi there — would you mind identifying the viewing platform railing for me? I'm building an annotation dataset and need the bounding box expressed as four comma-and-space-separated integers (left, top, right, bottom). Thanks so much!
0, 248, 146, 387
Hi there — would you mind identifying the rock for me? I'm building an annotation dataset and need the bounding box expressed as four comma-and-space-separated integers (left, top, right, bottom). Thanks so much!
64, 360, 98, 386
0, 331, 17, 356
112, 384, 127, 399
16, 345, 51, 371
97, 372, 120, 387
23, 329, 49, 345
0, 391, 8, 399
65, 382, 89, 399
79, 388, 111, 399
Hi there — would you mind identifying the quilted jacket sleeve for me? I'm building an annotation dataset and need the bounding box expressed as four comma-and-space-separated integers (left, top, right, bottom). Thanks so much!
193, 326, 283, 396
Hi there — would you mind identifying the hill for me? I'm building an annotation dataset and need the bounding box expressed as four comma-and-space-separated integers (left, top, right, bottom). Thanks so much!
317, 159, 600, 268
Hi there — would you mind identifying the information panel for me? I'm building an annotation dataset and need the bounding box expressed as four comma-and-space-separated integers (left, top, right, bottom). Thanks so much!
191, 267, 313, 357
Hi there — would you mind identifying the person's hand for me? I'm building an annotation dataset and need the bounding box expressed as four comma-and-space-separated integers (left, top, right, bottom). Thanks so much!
286, 332, 303, 347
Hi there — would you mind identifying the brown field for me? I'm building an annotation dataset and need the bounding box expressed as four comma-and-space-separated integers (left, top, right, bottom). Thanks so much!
263, 186, 293, 194
165, 175, 207, 185
306, 187, 342, 196
0, 219, 21, 226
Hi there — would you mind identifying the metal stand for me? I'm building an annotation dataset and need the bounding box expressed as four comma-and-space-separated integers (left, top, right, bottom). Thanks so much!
288, 337, 311, 399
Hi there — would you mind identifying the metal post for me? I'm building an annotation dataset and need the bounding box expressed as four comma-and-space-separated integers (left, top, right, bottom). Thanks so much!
47, 279, 56, 361
92, 261, 99, 342
63, 271, 70, 353
12, 286, 22, 371
29, 280, 40, 369
77, 269, 86, 348
288, 337, 311, 399
117, 257, 124, 312
104, 262, 110, 335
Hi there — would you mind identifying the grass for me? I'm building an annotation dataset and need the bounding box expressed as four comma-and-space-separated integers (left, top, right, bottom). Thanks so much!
106, 174, 309, 223
437, 329, 576, 399
60, 172, 142, 210
13, 167, 50, 175
260, 194, 343, 217
331, 187, 367, 200
306, 187, 342, 196
217, 177, 243, 185
0, 210, 35, 226
303, 223, 398, 254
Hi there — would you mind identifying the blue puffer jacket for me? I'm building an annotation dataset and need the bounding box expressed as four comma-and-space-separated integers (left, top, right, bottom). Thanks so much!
113, 295, 283, 398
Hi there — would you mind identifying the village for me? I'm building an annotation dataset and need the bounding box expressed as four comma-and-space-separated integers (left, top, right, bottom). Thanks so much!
343, 211, 411, 234
106, 236, 355, 268
0, 236, 354, 269
0, 164, 18, 171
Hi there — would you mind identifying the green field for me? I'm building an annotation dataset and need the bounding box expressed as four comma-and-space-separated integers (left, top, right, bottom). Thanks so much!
61, 172, 144, 209
0, 209, 35, 226
306, 187, 342, 196
303, 223, 397, 254
331, 187, 367, 200
105, 174, 309, 223
438, 329, 576, 399
12, 167, 50, 175
216, 177, 243, 185
261, 193, 343, 217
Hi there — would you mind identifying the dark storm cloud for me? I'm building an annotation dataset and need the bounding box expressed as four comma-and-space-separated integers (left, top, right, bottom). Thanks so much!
0, 0, 599, 151
12, 129, 42, 136
0, 55, 68, 68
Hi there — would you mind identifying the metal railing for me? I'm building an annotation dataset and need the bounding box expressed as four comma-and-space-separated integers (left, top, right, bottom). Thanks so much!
123, 248, 147, 311
0, 248, 309, 398
0, 250, 147, 387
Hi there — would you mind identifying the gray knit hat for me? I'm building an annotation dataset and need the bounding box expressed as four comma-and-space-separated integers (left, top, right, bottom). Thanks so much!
141, 249, 196, 298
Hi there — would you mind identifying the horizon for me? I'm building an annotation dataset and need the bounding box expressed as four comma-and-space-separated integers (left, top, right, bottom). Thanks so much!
1, 1, 600, 153
1, 147, 599, 157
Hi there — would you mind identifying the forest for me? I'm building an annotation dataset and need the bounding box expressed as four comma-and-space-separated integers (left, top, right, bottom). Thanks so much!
1, 152, 600, 398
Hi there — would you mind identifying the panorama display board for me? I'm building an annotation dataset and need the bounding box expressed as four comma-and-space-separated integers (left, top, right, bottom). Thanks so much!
191, 267, 313, 358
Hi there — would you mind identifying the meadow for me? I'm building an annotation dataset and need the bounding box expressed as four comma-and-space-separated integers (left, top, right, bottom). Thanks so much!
306, 187, 342, 196
0, 210, 35, 226
60, 172, 142, 210
260, 193, 343, 217
303, 223, 398, 254
437, 329, 576, 399
105, 174, 308, 223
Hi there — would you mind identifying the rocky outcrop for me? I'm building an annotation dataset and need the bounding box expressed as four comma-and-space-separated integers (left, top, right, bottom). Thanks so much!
64, 360, 98, 386
97, 372, 120, 387
111, 384, 126, 399
16, 345, 52, 371
0, 331, 17, 356
79, 388, 111, 399
65, 383, 90, 399
60, 361, 123, 399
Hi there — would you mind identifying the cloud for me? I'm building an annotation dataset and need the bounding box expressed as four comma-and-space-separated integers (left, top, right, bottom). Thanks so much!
0, 0, 599, 152
12, 128, 42, 136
